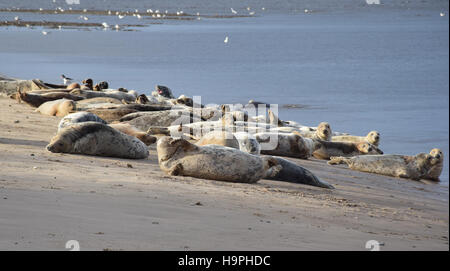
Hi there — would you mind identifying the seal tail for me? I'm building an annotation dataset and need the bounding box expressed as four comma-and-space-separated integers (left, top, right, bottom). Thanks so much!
328, 156, 346, 165
303, 168, 335, 189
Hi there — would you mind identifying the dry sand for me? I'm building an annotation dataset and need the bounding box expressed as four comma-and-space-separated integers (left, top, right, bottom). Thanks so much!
0, 97, 448, 251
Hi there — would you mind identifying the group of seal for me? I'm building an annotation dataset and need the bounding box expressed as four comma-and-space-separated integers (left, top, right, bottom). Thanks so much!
6, 76, 444, 187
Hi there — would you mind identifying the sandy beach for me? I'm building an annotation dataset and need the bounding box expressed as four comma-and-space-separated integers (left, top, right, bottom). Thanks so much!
0, 96, 447, 251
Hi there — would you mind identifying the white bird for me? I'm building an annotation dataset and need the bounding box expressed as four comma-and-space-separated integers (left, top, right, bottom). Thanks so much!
61, 75, 73, 85
224, 36, 229, 43
262, 7, 266, 10
102, 22, 109, 28
231, 8, 237, 14
14, 16, 19, 21
440, 12, 445, 17
42, 31, 48, 35
118, 15, 125, 19
304, 9, 309, 13
83, 9, 87, 13
137, 14, 142, 19
249, 11, 255, 15
58, 25, 62, 30
147, 9, 153, 13
83, 16, 88, 21
155, 10, 160, 13
247, 7, 251, 11
156, 14, 161, 18
108, 10, 111, 15
114, 24, 120, 30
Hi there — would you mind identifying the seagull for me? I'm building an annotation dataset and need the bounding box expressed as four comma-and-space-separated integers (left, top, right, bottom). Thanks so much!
440, 12, 445, 17
83, 16, 88, 21
231, 8, 237, 14
102, 22, 109, 28
147, 9, 153, 13
61, 75, 72, 85
114, 24, 120, 30
224, 36, 229, 44
137, 14, 142, 19
14, 16, 19, 21
118, 14, 125, 19
249, 11, 255, 15
41, 31, 48, 35
262, 7, 266, 10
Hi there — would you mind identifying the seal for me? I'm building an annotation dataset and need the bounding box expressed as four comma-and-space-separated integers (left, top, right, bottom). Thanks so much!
255, 132, 316, 159
66, 82, 81, 90
266, 156, 334, 189
312, 140, 382, 160
154, 85, 175, 99
75, 97, 123, 105
35, 98, 75, 117
109, 123, 157, 146
332, 131, 380, 146
70, 89, 137, 102
47, 122, 149, 159
81, 78, 93, 90
157, 137, 282, 183
86, 107, 139, 123
328, 153, 436, 181
15, 90, 83, 107
300, 122, 332, 141
58, 112, 107, 131
119, 110, 197, 129
196, 131, 240, 149
233, 132, 261, 155
425, 148, 444, 181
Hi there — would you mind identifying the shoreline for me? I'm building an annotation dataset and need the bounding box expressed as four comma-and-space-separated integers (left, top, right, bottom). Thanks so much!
0, 96, 447, 250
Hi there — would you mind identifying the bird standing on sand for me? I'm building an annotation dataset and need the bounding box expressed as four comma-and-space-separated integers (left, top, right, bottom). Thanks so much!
61, 75, 73, 85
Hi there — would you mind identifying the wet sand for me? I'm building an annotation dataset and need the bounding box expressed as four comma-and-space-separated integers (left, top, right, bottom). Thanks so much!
0, 97, 447, 251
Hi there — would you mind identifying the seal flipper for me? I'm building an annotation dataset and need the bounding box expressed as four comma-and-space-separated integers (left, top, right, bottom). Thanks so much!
328, 156, 347, 165
168, 163, 183, 176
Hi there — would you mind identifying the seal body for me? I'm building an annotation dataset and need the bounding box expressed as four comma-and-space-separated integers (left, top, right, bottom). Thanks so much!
328, 153, 435, 181
196, 131, 240, 149
35, 98, 75, 117
47, 122, 149, 159
313, 140, 382, 160
266, 156, 334, 189
58, 112, 107, 131
332, 131, 380, 146
157, 137, 281, 183
425, 148, 444, 181
120, 110, 196, 130
16, 91, 83, 107
109, 123, 157, 146
255, 132, 313, 159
